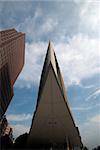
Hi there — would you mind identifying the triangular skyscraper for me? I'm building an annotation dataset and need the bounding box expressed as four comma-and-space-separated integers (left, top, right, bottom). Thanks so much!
27, 41, 82, 149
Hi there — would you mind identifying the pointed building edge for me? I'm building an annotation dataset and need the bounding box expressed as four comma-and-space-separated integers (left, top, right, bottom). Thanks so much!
27, 41, 83, 149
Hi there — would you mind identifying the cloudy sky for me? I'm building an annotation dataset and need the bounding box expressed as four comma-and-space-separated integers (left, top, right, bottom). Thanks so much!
0, 0, 100, 149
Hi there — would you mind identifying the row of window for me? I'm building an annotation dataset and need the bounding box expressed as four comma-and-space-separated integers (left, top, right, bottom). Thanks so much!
0, 29, 17, 37
0, 63, 13, 116
1, 32, 17, 41
0, 36, 24, 58
0, 34, 24, 49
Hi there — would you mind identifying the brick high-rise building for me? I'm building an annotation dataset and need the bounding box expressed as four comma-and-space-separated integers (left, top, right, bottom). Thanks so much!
0, 28, 25, 117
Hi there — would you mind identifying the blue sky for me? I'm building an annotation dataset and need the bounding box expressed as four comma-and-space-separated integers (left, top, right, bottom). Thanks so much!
0, 0, 100, 149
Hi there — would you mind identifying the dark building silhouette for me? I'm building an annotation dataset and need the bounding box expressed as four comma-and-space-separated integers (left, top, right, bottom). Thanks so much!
0, 115, 13, 138
27, 41, 83, 149
0, 115, 13, 149
13, 133, 28, 149
0, 135, 13, 149
0, 29, 25, 117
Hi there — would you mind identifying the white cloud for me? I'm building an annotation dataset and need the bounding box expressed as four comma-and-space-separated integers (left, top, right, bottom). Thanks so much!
16, 34, 99, 88
71, 102, 100, 111
55, 35, 100, 86
78, 84, 95, 89
16, 42, 47, 88
79, 0, 100, 34
90, 114, 100, 123
79, 114, 100, 149
79, 1, 91, 17
81, 84, 95, 89
14, 1, 100, 89
34, 6, 43, 20
71, 106, 92, 111
85, 89, 100, 101
7, 114, 32, 121
12, 124, 30, 138
40, 18, 58, 34
6, 114, 32, 138
17, 7, 58, 41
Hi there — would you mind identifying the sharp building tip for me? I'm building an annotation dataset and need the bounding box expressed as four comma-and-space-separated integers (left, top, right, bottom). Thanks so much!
48, 40, 52, 46
48, 40, 54, 50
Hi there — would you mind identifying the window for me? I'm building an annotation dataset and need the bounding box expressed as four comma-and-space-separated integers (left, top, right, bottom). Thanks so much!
0, 63, 13, 116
